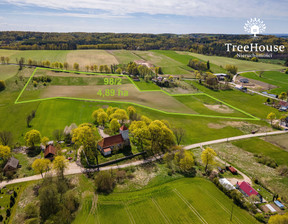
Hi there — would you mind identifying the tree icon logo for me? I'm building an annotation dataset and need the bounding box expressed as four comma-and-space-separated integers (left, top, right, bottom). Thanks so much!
244, 18, 266, 37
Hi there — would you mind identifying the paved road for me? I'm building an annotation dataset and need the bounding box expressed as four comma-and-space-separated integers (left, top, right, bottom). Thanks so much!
1, 130, 286, 188
183, 130, 285, 150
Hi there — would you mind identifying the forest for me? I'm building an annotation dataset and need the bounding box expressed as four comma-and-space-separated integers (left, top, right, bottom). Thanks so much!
0, 32, 287, 58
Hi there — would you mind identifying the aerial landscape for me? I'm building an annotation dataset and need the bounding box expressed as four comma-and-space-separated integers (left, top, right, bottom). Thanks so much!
0, 1, 288, 224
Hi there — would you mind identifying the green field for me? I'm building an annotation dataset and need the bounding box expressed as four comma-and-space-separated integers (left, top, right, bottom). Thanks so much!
73, 177, 257, 224
110, 50, 142, 64
240, 71, 288, 94
173, 94, 247, 118
132, 50, 193, 75
0, 65, 248, 145
0, 64, 19, 80
179, 52, 284, 72
189, 81, 282, 120
154, 50, 226, 74
232, 138, 288, 166
18, 68, 256, 120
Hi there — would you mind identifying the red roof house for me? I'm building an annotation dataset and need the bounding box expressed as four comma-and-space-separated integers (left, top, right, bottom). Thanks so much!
44, 145, 57, 159
237, 181, 259, 197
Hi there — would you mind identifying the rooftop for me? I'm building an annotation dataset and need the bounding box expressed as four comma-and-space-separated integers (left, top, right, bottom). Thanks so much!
98, 134, 124, 148
4, 157, 19, 169
44, 145, 57, 157
238, 181, 258, 196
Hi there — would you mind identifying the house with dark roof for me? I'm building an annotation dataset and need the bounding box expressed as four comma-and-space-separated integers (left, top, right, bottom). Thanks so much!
44, 145, 57, 160
97, 125, 130, 156
279, 101, 288, 112
236, 181, 263, 202
4, 157, 20, 172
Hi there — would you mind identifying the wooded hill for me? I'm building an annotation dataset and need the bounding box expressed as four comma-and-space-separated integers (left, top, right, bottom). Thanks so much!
0, 31, 287, 58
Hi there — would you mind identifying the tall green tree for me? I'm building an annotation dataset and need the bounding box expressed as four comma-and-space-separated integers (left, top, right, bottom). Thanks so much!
201, 147, 217, 172
24, 129, 41, 148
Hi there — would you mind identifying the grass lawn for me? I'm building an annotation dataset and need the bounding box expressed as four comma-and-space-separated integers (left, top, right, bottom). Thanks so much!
240, 71, 288, 94
133, 50, 193, 75
7, 50, 69, 64
73, 177, 258, 224
132, 79, 161, 90
155, 50, 226, 74
232, 137, 288, 166
25, 99, 245, 145
180, 52, 284, 71
262, 133, 288, 151
109, 50, 142, 64
173, 94, 248, 118
258, 59, 285, 65
190, 81, 282, 120
0, 65, 19, 80
13, 153, 36, 178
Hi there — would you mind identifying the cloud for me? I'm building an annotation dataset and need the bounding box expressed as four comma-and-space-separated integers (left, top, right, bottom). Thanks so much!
4, 0, 288, 18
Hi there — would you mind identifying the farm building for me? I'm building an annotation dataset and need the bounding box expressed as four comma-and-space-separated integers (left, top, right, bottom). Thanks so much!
236, 181, 263, 202
97, 125, 130, 156
3, 157, 19, 172
44, 145, 57, 160
279, 101, 288, 112
219, 178, 235, 190
227, 166, 238, 175
214, 73, 228, 81
240, 78, 249, 83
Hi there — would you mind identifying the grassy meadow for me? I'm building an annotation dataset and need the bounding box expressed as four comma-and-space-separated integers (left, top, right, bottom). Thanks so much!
232, 137, 288, 166
189, 81, 282, 120
73, 177, 257, 224
178, 52, 285, 72
240, 71, 288, 94
0, 65, 19, 80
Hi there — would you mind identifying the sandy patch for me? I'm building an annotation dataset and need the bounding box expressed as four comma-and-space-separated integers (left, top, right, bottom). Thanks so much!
207, 123, 227, 129
204, 104, 234, 113
236, 75, 277, 91
66, 50, 118, 70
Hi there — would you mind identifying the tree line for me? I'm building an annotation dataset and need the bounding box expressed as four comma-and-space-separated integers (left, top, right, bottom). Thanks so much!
1, 32, 287, 59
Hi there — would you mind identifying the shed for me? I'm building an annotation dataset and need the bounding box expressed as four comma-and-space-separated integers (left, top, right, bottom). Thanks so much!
274, 200, 285, 209
3, 157, 19, 172
44, 145, 57, 159
219, 178, 235, 190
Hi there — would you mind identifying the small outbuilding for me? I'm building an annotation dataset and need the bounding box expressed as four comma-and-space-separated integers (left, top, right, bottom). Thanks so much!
44, 145, 57, 160
219, 178, 235, 190
3, 157, 20, 172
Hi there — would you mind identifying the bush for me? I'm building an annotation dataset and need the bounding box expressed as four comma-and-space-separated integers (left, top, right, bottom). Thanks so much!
63, 191, 79, 213
0, 215, 3, 222
33, 81, 38, 87
285, 68, 288, 74
115, 170, 126, 184
25, 203, 39, 219
255, 213, 265, 223
277, 165, 288, 176
254, 154, 277, 168
0, 80, 6, 91
95, 171, 115, 194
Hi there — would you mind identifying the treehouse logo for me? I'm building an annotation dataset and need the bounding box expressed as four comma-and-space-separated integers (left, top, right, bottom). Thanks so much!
224, 18, 285, 58
244, 18, 266, 37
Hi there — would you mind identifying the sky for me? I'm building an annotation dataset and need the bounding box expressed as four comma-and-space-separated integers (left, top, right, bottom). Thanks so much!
0, 0, 288, 34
